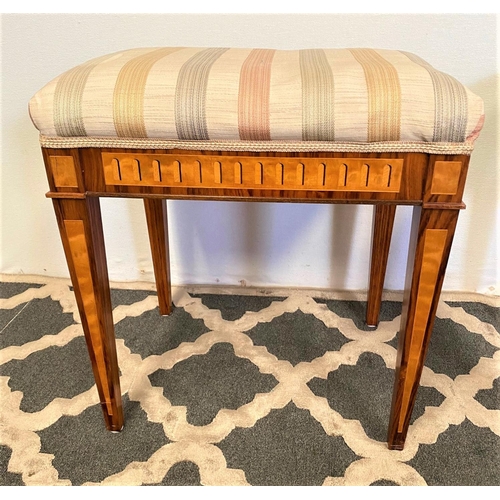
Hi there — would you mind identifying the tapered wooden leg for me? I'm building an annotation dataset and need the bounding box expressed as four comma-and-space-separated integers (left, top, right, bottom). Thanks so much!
144, 198, 172, 316
53, 197, 123, 431
367, 204, 396, 326
388, 206, 459, 449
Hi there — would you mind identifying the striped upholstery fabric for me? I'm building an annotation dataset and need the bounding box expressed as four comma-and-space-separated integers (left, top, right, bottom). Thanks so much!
29, 47, 484, 153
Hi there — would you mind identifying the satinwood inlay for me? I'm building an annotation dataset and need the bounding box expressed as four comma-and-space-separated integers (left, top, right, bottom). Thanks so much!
64, 219, 113, 415
50, 155, 79, 188
102, 153, 404, 193
431, 161, 462, 195
397, 228, 448, 432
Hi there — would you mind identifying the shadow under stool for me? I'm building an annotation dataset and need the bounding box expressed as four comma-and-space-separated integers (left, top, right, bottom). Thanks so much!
28, 47, 485, 450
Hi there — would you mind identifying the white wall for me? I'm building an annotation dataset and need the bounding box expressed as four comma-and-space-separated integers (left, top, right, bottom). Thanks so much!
1, 14, 498, 293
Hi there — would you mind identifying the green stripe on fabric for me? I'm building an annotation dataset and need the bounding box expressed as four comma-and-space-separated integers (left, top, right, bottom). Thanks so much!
401, 51, 468, 142
350, 49, 401, 142
238, 49, 276, 141
175, 48, 230, 140
53, 54, 113, 137
113, 48, 182, 138
299, 49, 335, 141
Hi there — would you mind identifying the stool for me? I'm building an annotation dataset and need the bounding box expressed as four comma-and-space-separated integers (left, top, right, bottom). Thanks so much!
29, 47, 484, 450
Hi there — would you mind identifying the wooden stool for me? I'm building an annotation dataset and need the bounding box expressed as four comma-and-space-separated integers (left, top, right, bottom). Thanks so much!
29, 47, 484, 450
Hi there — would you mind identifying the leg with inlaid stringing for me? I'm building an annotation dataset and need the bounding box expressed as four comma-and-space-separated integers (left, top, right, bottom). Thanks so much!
144, 198, 172, 316
367, 204, 396, 327
387, 206, 459, 449
52, 197, 123, 431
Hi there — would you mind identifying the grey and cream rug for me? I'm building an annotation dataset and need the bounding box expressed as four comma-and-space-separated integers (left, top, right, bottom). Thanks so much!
0, 276, 499, 486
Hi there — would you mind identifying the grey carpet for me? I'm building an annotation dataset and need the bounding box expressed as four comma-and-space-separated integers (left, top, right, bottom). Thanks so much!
0, 279, 498, 485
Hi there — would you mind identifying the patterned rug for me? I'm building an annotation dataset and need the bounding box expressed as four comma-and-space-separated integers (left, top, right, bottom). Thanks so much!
0, 276, 498, 486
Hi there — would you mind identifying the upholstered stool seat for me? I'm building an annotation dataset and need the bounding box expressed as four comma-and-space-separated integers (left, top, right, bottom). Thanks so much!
29, 46, 484, 451
29, 47, 483, 153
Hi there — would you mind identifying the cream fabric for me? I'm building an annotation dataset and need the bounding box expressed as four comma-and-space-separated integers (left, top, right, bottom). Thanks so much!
29, 47, 484, 153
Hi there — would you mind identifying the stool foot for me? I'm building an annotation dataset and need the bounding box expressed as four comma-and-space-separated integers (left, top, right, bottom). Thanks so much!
367, 204, 396, 327
388, 442, 404, 451
144, 199, 172, 316
387, 206, 459, 449
53, 197, 124, 432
